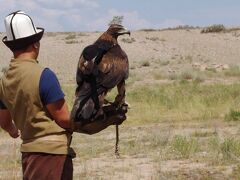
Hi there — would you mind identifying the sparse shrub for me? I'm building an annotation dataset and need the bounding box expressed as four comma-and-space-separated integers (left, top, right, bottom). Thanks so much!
192, 130, 217, 137
225, 109, 240, 121
168, 73, 178, 80
172, 70, 205, 82
140, 29, 158, 32
130, 65, 136, 70
168, 70, 205, 83
176, 25, 197, 30
77, 32, 88, 36
121, 38, 135, 43
193, 75, 205, 83
172, 135, 199, 158
180, 71, 194, 80
159, 38, 166, 42
193, 72, 206, 83
146, 37, 160, 41
206, 66, 217, 73
185, 55, 193, 63
221, 138, 240, 160
224, 65, 240, 77
201, 24, 226, 33
209, 137, 221, 154
65, 40, 78, 44
162, 25, 197, 31
65, 33, 77, 40
153, 72, 165, 80
140, 61, 150, 67
159, 60, 170, 66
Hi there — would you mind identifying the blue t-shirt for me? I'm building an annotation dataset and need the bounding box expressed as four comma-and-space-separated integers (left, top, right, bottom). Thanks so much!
0, 68, 64, 109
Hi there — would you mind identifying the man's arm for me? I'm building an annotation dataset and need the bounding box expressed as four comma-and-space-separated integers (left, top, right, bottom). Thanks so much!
39, 68, 71, 130
46, 99, 71, 129
0, 109, 19, 138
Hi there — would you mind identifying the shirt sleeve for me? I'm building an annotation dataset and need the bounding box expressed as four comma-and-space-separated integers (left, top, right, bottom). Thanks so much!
0, 100, 7, 109
39, 68, 65, 105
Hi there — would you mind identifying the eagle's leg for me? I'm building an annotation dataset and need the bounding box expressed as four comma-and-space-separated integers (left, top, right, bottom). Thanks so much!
114, 80, 126, 108
114, 80, 127, 158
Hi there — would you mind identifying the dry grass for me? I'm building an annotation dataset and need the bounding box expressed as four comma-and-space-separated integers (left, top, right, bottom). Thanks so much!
2, 81, 240, 179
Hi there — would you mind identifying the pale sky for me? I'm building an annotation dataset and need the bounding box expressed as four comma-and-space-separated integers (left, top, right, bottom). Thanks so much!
0, 0, 240, 32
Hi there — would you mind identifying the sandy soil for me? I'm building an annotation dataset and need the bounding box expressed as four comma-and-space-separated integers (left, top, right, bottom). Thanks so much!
1, 29, 240, 83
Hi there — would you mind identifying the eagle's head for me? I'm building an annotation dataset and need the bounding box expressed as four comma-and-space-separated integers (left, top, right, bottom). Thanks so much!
95, 24, 131, 49
107, 24, 130, 39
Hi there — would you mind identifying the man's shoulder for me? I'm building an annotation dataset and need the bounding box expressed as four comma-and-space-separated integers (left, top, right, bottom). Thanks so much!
41, 68, 56, 76
39, 68, 64, 105
40, 68, 59, 82
11, 59, 45, 76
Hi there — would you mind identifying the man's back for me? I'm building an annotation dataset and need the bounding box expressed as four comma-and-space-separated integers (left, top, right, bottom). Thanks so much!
0, 58, 71, 155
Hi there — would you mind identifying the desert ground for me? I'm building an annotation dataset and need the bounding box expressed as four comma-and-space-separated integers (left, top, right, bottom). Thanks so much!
1, 27, 240, 179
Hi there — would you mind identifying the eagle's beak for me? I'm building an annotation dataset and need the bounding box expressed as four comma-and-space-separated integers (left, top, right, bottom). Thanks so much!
118, 28, 131, 36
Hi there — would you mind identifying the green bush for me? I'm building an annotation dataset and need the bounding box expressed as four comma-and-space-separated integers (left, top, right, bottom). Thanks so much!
225, 109, 240, 121
224, 65, 240, 77
201, 24, 226, 33
172, 135, 199, 158
221, 138, 240, 160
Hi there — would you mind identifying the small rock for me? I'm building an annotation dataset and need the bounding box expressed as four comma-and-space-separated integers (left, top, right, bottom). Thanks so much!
200, 64, 207, 71
222, 64, 229, 70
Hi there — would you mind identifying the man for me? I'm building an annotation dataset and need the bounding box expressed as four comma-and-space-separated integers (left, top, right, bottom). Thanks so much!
0, 11, 74, 179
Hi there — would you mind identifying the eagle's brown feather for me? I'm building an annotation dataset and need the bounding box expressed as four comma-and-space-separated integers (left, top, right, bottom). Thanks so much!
97, 45, 129, 89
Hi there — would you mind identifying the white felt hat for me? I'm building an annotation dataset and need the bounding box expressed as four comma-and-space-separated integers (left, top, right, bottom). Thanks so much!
2, 10, 44, 51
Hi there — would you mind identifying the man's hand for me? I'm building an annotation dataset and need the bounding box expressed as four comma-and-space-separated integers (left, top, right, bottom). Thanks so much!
71, 103, 128, 134
0, 109, 20, 138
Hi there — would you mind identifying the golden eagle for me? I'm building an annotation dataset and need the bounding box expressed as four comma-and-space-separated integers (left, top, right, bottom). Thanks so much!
71, 24, 130, 136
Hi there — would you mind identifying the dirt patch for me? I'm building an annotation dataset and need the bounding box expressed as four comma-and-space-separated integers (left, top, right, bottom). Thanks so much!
160, 160, 206, 173
74, 156, 158, 180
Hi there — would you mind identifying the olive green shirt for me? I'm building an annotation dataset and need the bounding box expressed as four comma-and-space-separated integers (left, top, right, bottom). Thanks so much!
0, 58, 73, 155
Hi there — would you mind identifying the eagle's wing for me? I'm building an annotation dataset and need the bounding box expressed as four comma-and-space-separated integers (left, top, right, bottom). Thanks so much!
76, 45, 100, 86
97, 45, 129, 89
